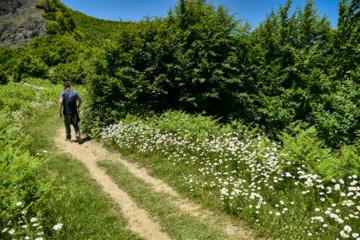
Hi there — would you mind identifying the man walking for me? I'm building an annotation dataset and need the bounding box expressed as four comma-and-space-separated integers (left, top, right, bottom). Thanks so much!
59, 82, 83, 144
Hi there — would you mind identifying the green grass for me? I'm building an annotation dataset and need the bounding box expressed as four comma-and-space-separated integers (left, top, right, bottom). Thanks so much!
23, 106, 143, 240
97, 159, 233, 240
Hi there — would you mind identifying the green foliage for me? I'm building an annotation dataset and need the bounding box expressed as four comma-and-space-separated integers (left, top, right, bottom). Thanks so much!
0, 47, 27, 76
43, 0, 76, 35
0, 83, 36, 111
122, 110, 254, 139
45, 20, 61, 34
247, 0, 333, 130
29, 35, 85, 66
12, 55, 48, 82
35, 1, 45, 9
320, 143, 360, 181
311, 79, 360, 148
85, 0, 357, 150
21, 77, 54, 88
0, 83, 51, 233
84, 0, 248, 129
278, 123, 333, 174
49, 58, 88, 85
331, 0, 360, 80
70, 10, 125, 46
0, 71, 8, 85
42, 0, 124, 45
278, 122, 360, 180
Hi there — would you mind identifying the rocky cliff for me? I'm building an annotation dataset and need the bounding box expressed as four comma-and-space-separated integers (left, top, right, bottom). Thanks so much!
0, 0, 48, 47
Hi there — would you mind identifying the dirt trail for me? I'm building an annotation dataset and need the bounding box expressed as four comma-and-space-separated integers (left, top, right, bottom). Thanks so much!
54, 128, 171, 240
54, 127, 248, 239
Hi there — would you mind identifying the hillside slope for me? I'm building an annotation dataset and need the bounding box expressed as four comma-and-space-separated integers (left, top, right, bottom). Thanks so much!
0, 0, 125, 48
70, 9, 124, 46
0, 0, 47, 47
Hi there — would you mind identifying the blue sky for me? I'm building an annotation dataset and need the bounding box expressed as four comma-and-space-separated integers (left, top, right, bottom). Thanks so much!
61, 0, 340, 29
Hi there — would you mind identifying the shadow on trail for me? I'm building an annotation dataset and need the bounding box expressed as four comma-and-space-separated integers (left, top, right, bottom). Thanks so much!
69, 136, 91, 144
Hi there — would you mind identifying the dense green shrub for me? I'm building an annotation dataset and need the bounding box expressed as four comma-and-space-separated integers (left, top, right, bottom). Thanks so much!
45, 20, 61, 34
49, 58, 88, 85
84, 0, 247, 130
83, 0, 360, 149
29, 35, 84, 67
35, 1, 45, 8
0, 47, 27, 75
43, 0, 76, 35
12, 55, 49, 82
0, 71, 8, 85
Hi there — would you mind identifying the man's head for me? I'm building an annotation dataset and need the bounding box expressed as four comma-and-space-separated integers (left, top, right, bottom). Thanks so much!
63, 82, 71, 89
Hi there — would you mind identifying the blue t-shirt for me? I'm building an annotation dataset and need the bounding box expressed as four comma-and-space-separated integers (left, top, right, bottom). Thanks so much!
60, 90, 81, 99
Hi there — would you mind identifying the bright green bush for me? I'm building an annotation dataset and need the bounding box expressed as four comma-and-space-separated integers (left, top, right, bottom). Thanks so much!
84, 0, 247, 130
35, 1, 45, 8
12, 56, 48, 82
45, 20, 61, 34
0, 47, 27, 76
83, 0, 360, 149
49, 59, 88, 85
278, 122, 360, 181
29, 35, 85, 67
43, 0, 76, 35
319, 143, 360, 181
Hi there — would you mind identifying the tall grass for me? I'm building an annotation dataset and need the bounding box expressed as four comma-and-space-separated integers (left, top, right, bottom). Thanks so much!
0, 82, 54, 239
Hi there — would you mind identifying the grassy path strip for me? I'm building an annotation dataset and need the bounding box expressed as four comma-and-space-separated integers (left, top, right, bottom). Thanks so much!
100, 155, 248, 238
91, 141, 248, 238
97, 159, 240, 240
24, 107, 143, 240
54, 127, 171, 240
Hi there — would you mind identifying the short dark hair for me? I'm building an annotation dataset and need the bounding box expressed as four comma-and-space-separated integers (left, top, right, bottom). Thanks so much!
63, 82, 70, 88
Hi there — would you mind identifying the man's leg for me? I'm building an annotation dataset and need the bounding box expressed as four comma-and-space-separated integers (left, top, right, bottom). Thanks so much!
74, 123, 82, 144
64, 115, 71, 140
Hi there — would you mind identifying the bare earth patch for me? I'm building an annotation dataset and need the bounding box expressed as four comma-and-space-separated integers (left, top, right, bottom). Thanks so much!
54, 127, 249, 239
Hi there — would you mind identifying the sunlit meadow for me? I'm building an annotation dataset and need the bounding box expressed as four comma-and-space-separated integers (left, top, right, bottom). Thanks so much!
99, 113, 360, 239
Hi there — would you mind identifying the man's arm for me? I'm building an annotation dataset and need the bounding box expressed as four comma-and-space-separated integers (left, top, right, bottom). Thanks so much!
77, 98, 82, 108
59, 98, 63, 117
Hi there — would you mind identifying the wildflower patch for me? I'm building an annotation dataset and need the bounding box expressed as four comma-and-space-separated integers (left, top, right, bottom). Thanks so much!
100, 112, 360, 239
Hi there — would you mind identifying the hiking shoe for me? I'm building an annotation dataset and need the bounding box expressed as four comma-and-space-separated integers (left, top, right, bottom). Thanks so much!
65, 138, 71, 142
76, 133, 83, 144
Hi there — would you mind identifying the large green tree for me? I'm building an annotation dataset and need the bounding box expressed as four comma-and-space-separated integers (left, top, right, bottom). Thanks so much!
84, 0, 248, 130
